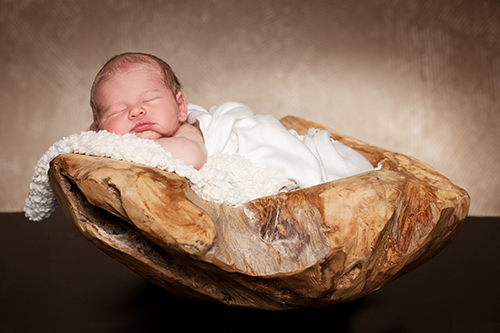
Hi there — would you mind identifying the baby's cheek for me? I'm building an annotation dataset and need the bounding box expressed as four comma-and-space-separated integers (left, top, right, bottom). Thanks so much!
99, 120, 127, 135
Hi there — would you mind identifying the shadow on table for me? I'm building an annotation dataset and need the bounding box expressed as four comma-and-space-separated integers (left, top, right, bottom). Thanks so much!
134, 281, 371, 333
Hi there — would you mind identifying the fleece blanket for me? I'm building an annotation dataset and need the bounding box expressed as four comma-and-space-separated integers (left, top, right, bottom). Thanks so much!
25, 103, 376, 222
187, 102, 375, 188
24, 131, 298, 221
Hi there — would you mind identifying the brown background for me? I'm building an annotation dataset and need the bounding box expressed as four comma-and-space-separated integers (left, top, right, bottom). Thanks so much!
1, 0, 499, 216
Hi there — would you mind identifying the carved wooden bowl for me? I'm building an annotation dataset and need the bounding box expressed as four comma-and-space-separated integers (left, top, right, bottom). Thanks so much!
48, 116, 470, 310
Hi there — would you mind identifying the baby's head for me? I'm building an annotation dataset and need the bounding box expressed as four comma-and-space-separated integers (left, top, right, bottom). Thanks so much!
90, 52, 187, 139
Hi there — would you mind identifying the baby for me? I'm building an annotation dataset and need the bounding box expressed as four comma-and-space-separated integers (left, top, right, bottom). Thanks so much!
90, 52, 375, 188
24, 52, 376, 222
90, 52, 207, 170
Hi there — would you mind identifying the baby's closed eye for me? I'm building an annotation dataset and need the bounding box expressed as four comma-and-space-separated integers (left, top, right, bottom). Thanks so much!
101, 106, 126, 120
144, 97, 161, 103
108, 108, 126, 117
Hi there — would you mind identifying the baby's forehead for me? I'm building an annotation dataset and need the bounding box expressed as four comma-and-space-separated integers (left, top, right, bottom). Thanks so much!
117, 62, 163, 78
95, 64, 165, 93
95, 63, 170, 101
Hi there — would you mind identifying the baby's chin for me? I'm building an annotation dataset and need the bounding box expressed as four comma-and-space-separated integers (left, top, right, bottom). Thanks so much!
131, 131, 162, 140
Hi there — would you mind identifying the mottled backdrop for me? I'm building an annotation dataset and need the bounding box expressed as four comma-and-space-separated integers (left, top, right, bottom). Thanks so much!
1, 0, 499, 216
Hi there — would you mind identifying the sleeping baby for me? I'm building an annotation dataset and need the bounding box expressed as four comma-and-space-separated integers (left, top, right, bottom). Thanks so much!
89, 52, 207, 170
89, 52, 375, 188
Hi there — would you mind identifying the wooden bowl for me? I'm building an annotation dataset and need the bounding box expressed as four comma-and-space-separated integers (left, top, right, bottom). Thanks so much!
48, 116, 470, 310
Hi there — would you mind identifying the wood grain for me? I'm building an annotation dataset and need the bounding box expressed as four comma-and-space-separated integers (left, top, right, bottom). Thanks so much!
48, 116, 470, 310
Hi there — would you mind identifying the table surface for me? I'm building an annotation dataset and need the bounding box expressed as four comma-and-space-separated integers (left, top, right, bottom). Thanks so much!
1, 208, 499, 333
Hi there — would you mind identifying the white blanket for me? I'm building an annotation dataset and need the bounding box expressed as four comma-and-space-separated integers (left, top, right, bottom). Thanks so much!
24, 131, 298, 221
25, 103, 376, 222
187, 102, 375, 188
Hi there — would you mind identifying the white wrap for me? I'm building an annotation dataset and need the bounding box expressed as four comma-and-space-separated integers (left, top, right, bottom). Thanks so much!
187, 102, 375, 188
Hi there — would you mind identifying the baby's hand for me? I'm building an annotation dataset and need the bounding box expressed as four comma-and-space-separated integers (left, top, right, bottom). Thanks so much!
156, 136, 207, 170
156, 124, 207, 170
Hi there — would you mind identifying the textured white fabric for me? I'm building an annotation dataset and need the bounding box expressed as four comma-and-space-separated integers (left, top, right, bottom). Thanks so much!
188, 102, 375, 188
24, 131, 297, 221
25, 103, 376, 221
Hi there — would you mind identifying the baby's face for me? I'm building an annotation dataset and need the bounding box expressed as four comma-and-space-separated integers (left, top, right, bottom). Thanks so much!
94, 65, 186, 140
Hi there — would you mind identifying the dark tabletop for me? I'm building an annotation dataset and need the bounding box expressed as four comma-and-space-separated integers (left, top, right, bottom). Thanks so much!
1, 208, 499, 333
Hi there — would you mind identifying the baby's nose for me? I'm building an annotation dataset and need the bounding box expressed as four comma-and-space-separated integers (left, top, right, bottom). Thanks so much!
129, 106, 146, 118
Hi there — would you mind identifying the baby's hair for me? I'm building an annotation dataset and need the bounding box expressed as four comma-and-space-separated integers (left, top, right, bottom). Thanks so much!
90, 52, 182, 122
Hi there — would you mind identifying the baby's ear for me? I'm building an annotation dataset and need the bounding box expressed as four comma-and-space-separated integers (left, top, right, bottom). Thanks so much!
88, 121, 99, 132
176, 91, 188, 121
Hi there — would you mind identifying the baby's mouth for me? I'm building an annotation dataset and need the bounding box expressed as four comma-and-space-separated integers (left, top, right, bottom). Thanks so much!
131, 121, 154, 133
